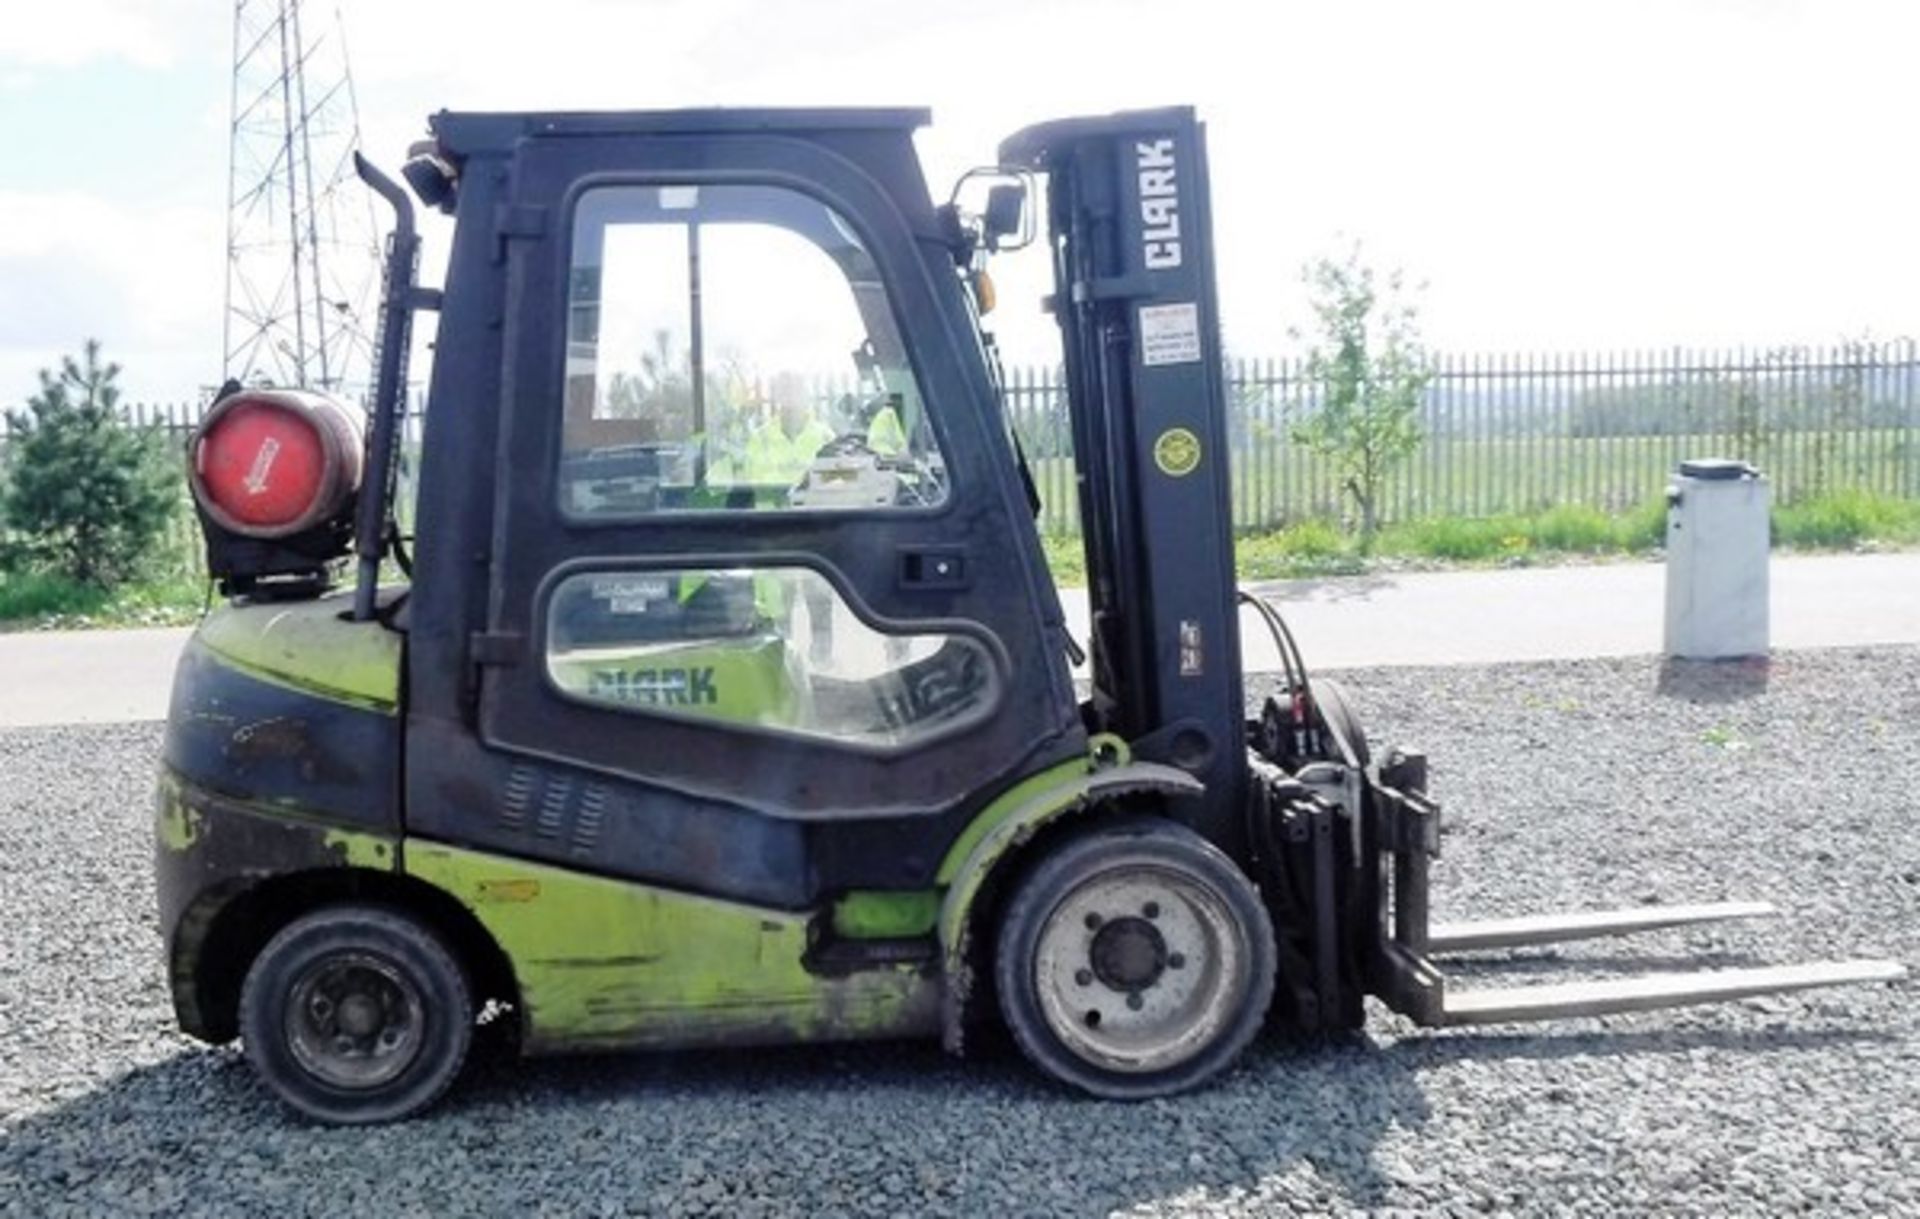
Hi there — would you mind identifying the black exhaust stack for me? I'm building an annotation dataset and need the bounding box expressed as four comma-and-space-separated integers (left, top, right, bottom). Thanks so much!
350, 152, 422, 622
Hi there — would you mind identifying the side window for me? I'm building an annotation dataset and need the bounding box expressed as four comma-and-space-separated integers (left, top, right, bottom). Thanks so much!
562, 184, 947, 516
545, 567, 998, 749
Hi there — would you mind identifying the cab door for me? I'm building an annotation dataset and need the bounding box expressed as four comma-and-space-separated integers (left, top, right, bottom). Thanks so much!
472, 127, 1082, 897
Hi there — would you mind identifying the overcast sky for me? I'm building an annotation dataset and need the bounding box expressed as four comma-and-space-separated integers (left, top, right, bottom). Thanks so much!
1, 0, 1915, 403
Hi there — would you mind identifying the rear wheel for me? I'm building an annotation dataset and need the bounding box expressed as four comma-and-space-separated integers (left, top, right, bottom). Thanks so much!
239, 904, 472, 1124
994, 819, 1277, 1099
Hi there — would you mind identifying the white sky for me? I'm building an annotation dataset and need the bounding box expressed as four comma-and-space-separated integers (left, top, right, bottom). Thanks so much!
0, 0, 1915, 403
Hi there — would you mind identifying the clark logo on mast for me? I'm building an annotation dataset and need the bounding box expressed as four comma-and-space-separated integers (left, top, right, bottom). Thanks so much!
1137, 138, 1182, 270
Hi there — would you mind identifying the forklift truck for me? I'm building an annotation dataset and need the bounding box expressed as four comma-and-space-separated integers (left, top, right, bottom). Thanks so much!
156, 105, 1904, 1123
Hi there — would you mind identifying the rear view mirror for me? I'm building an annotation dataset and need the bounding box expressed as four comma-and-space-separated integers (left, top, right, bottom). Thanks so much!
947, 167, 1036, 254
983, 183, 1027, 251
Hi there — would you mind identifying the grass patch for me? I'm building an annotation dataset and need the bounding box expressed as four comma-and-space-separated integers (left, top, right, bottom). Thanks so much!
1773, 489, 1920, 549
0, 568, 207, 631
1528, 504, 1620, 552
1377, 517, 1522, 562
1044, 492, 1916, 588
1238, 521, 1366, 579
0, 570, 113, 621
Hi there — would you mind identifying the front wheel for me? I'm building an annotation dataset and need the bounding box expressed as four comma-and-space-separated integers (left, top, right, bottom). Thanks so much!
239, 904, 473, 1124
994, 819, 1277, 1099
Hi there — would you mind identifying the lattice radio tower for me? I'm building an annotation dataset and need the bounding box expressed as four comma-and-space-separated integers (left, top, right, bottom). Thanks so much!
223, 0, 380, 393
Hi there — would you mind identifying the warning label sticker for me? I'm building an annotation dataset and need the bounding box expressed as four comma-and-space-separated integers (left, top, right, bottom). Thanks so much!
1139, 302, 1202, 367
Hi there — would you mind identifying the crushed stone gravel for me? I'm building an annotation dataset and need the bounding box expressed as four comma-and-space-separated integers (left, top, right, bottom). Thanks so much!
1, 647, 1915, 1216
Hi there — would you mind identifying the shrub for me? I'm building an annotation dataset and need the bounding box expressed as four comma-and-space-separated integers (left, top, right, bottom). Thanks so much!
1, 341, 178, 589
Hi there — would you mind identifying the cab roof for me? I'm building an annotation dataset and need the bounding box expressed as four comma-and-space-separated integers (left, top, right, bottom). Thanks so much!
430, 107, 932, 156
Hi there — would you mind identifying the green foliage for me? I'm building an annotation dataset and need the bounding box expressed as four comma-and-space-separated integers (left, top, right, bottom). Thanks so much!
1615, 496, 1670, 550
1263, 518, 1345, 559
1237, 525, 1366, 579
1039, 533, 1086, 587
0, 570, 111, 620
1528, 504, 1622, 552
1379, 517, 1516, 561
1376, 498, 1674, 562
1016, 493, 1920, 591
0, 568, 205, 630
1, 341, 179, 588
1772, 489, 1920, 549
1291, 247, 1430, 543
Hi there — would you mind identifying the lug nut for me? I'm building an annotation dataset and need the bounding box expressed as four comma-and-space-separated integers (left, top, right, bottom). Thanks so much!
1169, 953, 1186, 970
1126, 993, 1145, 1011
1084, 912, 1103, 930
1143, 901, 1160, 919
1075, 969, 1093, 986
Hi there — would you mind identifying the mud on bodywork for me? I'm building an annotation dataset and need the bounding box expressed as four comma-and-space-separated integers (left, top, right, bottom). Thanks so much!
163, 599, 403, 831
156, 602, 408, 1042
154, 770, 399, 1041
406, 841, 941, 1053
931, 741, 1206, 1053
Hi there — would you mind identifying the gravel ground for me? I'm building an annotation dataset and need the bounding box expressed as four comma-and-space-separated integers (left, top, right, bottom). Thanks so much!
2, 647, 1916, 1216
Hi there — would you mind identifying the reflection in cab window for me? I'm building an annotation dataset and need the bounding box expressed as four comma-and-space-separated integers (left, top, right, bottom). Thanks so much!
562, 184, 946, 516
546, 568, 996, 749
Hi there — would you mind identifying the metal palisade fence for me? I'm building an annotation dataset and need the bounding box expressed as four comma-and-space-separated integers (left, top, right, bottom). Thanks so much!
1006, 338, 1920, 536
4, 340, 1917, 558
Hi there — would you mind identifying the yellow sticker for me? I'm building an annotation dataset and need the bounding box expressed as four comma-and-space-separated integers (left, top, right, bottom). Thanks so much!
1153, 427, 1202, 477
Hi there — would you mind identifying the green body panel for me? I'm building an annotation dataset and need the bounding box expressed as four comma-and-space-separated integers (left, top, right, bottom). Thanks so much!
547, 633, 807, 727
934, 754, 1099, 884
156, 789, 204, 852
404, 841, 940, 1053
194, 594, 403, 714
932, 755, 1205, 1046
832, 889, 940, 939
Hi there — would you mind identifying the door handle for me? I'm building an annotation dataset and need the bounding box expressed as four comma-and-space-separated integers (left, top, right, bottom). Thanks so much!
897, 547, 969, 590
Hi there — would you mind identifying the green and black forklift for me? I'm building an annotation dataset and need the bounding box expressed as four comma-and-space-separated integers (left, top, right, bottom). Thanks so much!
157, 105, 1905, 1123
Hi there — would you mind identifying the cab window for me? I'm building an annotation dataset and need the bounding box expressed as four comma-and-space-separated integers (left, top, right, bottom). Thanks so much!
545, 566, 997, 749
561, 184, 946, 516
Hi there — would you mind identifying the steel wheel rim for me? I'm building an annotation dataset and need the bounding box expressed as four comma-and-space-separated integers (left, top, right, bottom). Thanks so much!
1032, 863, 1249, 1075
284, 951, 426, 1090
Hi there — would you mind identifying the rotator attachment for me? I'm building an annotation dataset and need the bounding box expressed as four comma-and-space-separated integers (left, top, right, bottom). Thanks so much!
1367, 767, 1908, 1028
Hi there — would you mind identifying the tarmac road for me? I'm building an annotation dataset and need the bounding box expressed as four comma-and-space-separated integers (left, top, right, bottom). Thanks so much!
0, 551, 1914, 728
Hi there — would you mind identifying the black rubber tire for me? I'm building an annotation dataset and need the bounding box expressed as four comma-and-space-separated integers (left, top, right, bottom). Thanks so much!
239, 904, 473, 1125
993, 818, 1277, 1100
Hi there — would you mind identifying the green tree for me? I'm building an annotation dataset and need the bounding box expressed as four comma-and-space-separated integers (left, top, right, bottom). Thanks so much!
1292, 248, 1430, 543
1, 340, 177, 588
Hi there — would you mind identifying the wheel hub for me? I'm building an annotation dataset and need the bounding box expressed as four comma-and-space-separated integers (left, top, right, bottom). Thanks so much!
1090, 917, 1168, 992
1031, 864, 1249, 1075
285, 953, 424, 1090
338, 994, 382, 1037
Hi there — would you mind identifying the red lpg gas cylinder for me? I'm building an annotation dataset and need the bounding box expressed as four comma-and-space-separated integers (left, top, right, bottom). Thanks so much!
190, 390, 366, 537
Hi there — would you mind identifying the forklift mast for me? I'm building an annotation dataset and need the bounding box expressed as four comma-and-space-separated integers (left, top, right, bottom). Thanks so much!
1003, 109, 1248, 849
